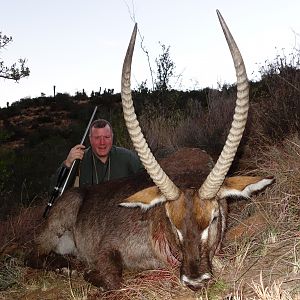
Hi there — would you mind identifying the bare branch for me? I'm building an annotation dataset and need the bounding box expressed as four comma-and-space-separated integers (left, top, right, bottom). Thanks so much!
0, 32, 30, 81
123, 1, 155, 90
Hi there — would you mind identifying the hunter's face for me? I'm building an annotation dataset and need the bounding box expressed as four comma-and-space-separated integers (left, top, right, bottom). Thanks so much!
89, 125, 113, 160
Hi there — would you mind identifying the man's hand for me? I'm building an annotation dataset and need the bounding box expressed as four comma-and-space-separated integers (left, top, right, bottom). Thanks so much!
64, 144, 86, 168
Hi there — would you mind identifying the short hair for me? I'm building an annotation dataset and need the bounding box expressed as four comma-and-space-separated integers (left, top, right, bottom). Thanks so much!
89, 119, 113, 135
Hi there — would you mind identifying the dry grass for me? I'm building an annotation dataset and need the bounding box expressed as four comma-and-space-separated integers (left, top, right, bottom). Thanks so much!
219, 134, 300, 299
0, 205, 44, 256
139, 89, 236, 160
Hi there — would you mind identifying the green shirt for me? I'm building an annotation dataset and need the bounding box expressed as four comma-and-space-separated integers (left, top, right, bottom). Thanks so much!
51, 145, 144, 190
79, 146, 144, 186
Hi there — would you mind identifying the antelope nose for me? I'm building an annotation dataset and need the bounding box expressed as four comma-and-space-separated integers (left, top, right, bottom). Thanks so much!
181, 273, 211, 291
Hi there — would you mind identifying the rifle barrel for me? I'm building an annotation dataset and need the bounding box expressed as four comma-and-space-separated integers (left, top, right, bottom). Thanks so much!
60, 106, 98, 196
43, 106, 98, 218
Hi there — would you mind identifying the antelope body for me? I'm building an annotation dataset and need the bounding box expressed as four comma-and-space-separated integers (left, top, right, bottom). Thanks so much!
26, 11, 274, 291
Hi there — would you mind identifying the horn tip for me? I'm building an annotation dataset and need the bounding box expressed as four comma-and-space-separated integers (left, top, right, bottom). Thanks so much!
216, 9, 224, 23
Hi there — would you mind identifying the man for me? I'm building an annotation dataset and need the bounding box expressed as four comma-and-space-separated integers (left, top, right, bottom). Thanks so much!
53, 119, 144, 188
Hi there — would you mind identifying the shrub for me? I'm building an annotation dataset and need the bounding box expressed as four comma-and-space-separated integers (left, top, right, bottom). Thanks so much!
249, 48, 300, 144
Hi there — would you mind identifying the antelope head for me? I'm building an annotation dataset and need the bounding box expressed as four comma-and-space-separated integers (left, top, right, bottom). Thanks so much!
120, 10, 274, 290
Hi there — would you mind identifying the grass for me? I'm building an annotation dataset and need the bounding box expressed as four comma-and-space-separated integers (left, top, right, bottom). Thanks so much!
0, 255, 23, 291
220, 134, 300, 299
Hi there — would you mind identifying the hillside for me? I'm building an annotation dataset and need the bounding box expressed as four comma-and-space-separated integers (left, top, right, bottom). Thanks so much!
0, 54, 300, 298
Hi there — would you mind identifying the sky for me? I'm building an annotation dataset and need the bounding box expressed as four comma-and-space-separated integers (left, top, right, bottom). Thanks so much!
1, 0, 300, 108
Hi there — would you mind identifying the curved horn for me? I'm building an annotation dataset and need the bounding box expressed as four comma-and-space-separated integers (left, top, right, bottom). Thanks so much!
198, 10, 250, 199
121, 23, 180, 201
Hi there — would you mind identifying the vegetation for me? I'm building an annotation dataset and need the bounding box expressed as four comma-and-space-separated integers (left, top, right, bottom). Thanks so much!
0, 48, 299, 299
154, 42, 176, 91
0, 32, 30, 81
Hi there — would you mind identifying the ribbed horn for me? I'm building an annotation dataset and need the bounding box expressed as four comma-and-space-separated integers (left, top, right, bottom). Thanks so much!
198, 10, 250, 199
121, 23, 180, 201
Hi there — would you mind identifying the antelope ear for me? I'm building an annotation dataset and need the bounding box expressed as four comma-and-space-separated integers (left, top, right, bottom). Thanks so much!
217, 176, 274, 199
120, 186, 167, 210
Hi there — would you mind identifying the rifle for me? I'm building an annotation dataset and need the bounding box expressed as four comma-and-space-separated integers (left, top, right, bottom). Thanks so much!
43, 106, 98, 218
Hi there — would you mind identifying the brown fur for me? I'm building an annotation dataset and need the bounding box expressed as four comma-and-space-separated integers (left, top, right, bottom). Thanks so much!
25, 148, 273, 291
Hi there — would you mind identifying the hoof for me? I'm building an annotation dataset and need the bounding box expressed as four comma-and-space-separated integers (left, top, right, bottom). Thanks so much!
25, 251, 71, 271
24, 250, 47, 269
84, 269, 121, 290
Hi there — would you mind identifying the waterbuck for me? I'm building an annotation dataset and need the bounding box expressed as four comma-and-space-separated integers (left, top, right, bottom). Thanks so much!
26, 10, 274, 291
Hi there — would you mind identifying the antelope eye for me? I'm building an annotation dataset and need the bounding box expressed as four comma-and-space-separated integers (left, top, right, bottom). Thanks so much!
211, 215, 219, 223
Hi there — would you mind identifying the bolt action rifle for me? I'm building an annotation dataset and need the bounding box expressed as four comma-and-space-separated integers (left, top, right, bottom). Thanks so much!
43, 106, 98, 218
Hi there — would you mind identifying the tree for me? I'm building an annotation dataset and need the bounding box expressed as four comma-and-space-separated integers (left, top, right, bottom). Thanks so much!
155, 42, 175, 91
0, 32, 30, 81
